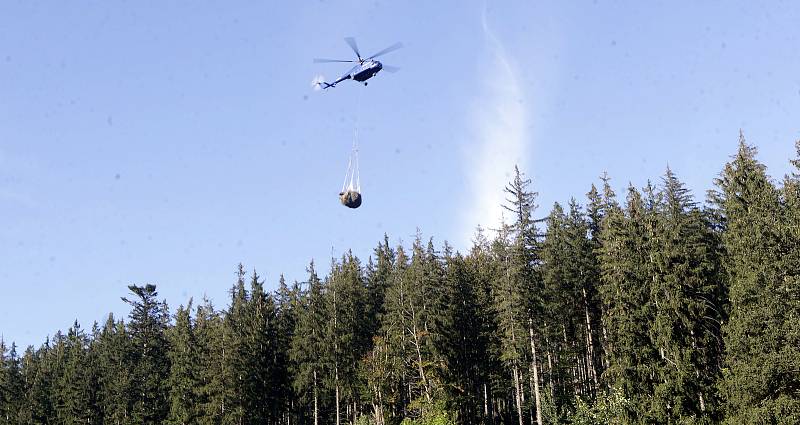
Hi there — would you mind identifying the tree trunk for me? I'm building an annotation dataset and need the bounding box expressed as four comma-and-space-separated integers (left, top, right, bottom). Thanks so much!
335, 366, 341, 425
512, 366, 524, 425
484, 382, 489, 421
410, 308, 432, 404
582, 288, 599, 392
313, 370, 319, 425
529, 319, 543, 425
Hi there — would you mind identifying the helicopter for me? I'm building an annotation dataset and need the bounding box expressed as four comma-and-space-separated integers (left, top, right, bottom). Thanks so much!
313, 37, 402, 89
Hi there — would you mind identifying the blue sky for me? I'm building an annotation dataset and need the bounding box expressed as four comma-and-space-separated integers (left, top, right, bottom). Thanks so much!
1, 1, 799, 348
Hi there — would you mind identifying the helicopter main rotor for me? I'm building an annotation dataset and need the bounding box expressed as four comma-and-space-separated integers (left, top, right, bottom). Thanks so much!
314, 37, 403, 65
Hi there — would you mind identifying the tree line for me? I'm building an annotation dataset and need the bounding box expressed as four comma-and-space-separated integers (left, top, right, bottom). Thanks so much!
1, 134, 799, 424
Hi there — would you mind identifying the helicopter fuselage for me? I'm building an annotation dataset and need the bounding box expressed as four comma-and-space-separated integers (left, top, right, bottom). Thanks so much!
351, 60, 382, 82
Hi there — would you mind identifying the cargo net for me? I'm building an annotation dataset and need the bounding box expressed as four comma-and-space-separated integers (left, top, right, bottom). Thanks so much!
339, 90, 363, 209
341, 142, 360, 193
340, 138, 362, 209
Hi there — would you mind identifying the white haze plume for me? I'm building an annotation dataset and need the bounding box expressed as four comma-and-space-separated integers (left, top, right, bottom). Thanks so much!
460, 8, 529, 246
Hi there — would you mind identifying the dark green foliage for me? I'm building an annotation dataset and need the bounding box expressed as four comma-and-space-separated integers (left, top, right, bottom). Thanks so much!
648, 169, 725, 422
194, 297, 226, 424
94, 315, 133, 424
598, 185, 660, 420
55, 322, 98, 423
438, 251, 492, 423
1, 342, 23, 423
291, 262, 329, 424
325, 252, 371, 424
713, 136, 800, 423
5, 135, 800, 424
166, 302, 201, 424
122, 284, 171, 423
541, 200, 601, 418
275, 275, 301, 422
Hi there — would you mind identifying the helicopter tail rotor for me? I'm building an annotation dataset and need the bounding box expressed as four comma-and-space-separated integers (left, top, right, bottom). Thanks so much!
312, 75, 335, 90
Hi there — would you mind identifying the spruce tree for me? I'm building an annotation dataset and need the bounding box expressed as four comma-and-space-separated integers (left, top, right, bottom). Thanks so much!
377, 245, 414, 421
541, 200, 602, 418
648, 169, 724, 422
325, 252, 370, 425
439, 250, 492, 423
365, 235, 395, 339
166, 302, 201, 424
56, 321, 97, 423
20, 339, 57, 422
222, 264, 250, 424
465, 227, 506, 423
275, 274, 301, 423
94, 315, 133, 424
497, 165, 543, 425
122, 284, 171, 424
362, 237, 398, 424
291, 262, 329, 425
598, 185, 659, 421
243, 269, 280, 423
1, 341, 23, 423
713, 135, 800, 422
194, 297, 226, 424
567, 199, 604, 399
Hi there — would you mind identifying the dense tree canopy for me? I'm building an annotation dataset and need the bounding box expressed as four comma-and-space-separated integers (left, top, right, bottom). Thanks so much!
1, 135, 798, 424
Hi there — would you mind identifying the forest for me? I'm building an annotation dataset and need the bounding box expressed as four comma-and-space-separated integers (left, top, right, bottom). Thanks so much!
1, 134, 799, 425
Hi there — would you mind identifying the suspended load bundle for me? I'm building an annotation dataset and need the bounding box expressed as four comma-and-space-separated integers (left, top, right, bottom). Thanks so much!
339, 190, 361, 208
339, 142, 361, 208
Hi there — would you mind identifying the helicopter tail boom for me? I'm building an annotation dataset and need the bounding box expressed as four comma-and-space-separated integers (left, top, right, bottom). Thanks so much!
312, 75, 336, 90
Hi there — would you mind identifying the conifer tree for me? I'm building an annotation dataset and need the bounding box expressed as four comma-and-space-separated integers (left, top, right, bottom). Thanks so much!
568, 199, 604, 398
222, 264, 250, 424
439, 250, 492, 423
491, 222, 530, 425
166, 302, 200, 424
244, 269, 280, 423
362, 237, 398, 424
94, 315, 133, 424
366, 236, 395, 338
782, 143, 800, 405
497, 165, 543, 425
465, 227, 505, 423
541, 200, 602, 418
713, 135, 800, 422
376, 245, 413, 421
541, 203, 573, 415
648, 169, 724, 422
598, 185, 659, 420
1, 341, 23, 423
56, 321, 97, 423
325, 252, 370, 425
291, 262, 329, 425
379, 237, 450, 420
275, 274, 301, 423
194, 297, 226, 424
20, 339, 57, 422
122, 284, 171, 424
